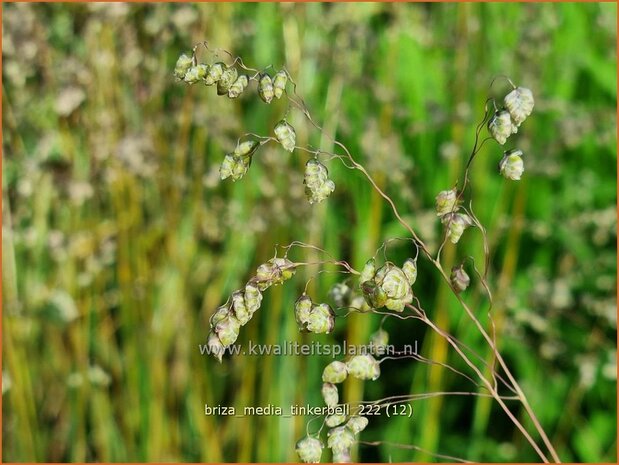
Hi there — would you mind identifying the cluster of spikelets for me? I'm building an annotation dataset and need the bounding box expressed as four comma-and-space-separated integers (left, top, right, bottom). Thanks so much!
174, 50, 337, 204
174, 52, 288, 101
181, 48, 537, 460
295, 295, 336, 334
359, 257, 417, 312
296, 327, 389, 463
173, 51, 299, 180
487, 85, 535, 180
435, 187, 473, 245
304, 159, 336, 204
206, 257, 296, 362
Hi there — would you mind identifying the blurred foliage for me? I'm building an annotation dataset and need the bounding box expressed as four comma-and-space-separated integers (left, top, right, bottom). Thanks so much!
2, 2, 616, 463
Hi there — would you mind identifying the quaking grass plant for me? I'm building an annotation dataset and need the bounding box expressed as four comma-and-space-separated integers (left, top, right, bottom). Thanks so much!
174, 42, 558, 463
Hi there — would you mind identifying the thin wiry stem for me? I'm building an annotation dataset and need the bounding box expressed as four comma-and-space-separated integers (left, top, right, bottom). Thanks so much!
359, 440, 473, 463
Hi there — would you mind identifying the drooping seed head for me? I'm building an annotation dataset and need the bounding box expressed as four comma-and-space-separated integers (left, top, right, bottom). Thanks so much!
207, 331, 225, 363
441, 212, 473, 244
273, 69, 288, 99
451, 264, 471, 293
220, 154, 250, 181
217, 65, 238, 95
228, 74, 249, 99
499, 149, 525, 180
258, 73, 275, 103
488, 110, 516, 145
402, 258, 418, 285
322, 361, 348, 384
296, 436, 323, 463
304, 159, 335, 203
346, 354, 380, 381
205, 62, 225, 86
294, 294, 313, 330
173, 53, 193, 80
274, 120, 296, 152
321, 382, 339, 407
234, 140, 259, 158
327, 426, 355, 453
307, 303, 335, 334
504, 86, 534, 126
435, 188, 459, 216
346, 415, 369, 435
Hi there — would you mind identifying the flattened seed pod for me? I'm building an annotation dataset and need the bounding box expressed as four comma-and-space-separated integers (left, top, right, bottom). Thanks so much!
402, 258, 417, 285
488, 110, 516, 145
441, 212, 473, 244
451, 264, 471, 293
307, 303, 335, 334
376, 264, 409, 300
228, 74, 249, 99
215, 314, 241, 346
375, 264, 413, 312
234, 140, 259, 158
274, 120, 296, 152
205, 62, 225, 86
322, 361, 348, 384
504, 87, 534, 126
258, 73, 275, 103
346, 416, 369, 434
295, 294, 313, 330
296, 436, 323, 463
174, 53, 193, 80
499, 149, 525, 180
207, 331, 225, 363
217, 66, 238, 95
244, 283, 263, 314
435, 188, 458, 216
184, 64, 208, 84
359, 258, 376, 284
273, 69, 288, 99
346, 354, 380, 381
361, 279, 387, 309
327, 426, 355, 453
231, 290, 251, 326
321, 382, 339, 407
210, 305, 230, 329
255, 257, 297, 289
304, 159, 335, 203
220, 154, 250, 181
325, 414, 347, 428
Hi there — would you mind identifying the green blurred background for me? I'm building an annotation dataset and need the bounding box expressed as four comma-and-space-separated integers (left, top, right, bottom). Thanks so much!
2, 2, 617, 462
